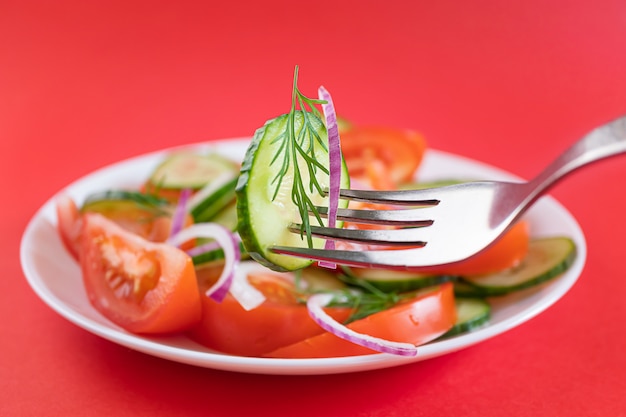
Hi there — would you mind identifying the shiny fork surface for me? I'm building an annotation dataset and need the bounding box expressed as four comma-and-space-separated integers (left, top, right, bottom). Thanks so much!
272, 115, 626, 269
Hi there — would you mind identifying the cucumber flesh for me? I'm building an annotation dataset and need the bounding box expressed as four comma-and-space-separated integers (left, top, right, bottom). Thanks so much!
191, 240, 248, 266
81, 190, 170, 220
439, 297, 491, 338
208, 200, 238, 231
148, 152, 239, 190
82, 190, 169, 212
236, 112, 350, 272
341, 266, 455, 292
459, 236, 577, 296
188, 175, 238, 222
296, 267, 347, 293
452, 280, 487, 298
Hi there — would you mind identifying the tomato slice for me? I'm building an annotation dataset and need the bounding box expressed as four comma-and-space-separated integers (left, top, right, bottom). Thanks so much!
81, 198, 181, 243
432, 221, 530, 276
341, 126, 427, 188
140, 183, 186, 202
56, 195, 192, 262
80, 213, 201, 334
189, 265, 353, 357
265, 282, 456, 358
56, 195, 83, 260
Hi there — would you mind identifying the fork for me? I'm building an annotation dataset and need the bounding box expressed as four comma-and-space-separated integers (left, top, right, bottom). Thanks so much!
272, 115, 626, 270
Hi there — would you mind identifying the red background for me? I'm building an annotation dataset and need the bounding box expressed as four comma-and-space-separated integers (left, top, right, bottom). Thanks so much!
3, 1, 626, 415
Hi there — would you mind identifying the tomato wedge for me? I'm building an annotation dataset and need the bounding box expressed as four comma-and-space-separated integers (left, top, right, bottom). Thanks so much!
56, 195, 83, 260
140, 183, 187, 203
189, 265, 353, 357
80, 213, 201, 334
432, 221, 530, 276
56, 195, 192, 262
265, 282, 456, 358
340, 126, 427, 188
81, 198, 185, 244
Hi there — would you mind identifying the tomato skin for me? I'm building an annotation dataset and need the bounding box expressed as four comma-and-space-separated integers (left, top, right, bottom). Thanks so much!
97, 210, 194, 248
56, 195, 193, 262
189, 266, 353, 357
265, 282, 456, 358
432, 221, 530, 276
80, 213, 201, 334
56, 195, 83, 260
140, 182, 186, 202
341, 126, 427, 188
81, 200, 180, 243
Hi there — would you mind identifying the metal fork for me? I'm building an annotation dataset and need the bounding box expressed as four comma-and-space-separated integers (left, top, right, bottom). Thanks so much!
272, 115, 626, 270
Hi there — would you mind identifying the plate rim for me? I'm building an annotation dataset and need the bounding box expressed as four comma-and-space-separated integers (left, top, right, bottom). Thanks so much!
19, 137, 587, 375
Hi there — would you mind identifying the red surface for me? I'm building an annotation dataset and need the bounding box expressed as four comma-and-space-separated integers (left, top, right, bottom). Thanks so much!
3, 1, 626, 415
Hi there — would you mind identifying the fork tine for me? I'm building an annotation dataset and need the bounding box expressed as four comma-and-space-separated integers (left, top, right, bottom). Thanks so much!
337, 188, 441, 206
271, 246, 428, 270
289, 224, 427, 247
314, 206, 434, 227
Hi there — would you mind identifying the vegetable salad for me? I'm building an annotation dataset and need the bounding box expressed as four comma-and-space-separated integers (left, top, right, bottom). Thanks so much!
55, 69, 577, 358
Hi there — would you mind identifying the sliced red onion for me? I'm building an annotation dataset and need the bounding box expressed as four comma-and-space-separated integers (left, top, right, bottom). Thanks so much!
307, 293, 419, 356
185, 240, 221, 258
169, 188, 192, 241
230, 261, 277, 311
318, 86, 342, 269
167, 223, 240, 303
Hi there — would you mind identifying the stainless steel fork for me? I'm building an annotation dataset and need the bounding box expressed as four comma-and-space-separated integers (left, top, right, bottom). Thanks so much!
272, 115, 626, 270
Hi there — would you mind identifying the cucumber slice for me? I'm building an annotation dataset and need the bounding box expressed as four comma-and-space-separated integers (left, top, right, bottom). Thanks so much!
81, 190, 169, 217
452, 280, 487, 297
236, 112, 350, 272
296, 267, 347, 293
341, 266, 455, 292
208, 200, 238, 231
148, 152, 239, 190
191, 240, 247, 266
188, 176, 238, 223
80, 191, 173, 241
459, 236, 577, 296
336, 116, 353, 134
439, 297, 491, 338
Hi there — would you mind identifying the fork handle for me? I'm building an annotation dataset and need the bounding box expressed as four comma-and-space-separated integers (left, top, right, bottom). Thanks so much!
528, 115, 626, 198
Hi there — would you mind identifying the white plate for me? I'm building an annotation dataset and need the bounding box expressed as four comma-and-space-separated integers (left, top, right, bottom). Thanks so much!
20, 138, 586, 375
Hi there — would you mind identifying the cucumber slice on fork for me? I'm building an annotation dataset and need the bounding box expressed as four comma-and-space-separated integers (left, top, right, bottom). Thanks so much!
236, 112, 350, 272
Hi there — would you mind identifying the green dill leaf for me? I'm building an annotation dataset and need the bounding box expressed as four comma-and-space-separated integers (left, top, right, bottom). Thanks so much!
269, 66, 330, 248
325, 287, 401, 324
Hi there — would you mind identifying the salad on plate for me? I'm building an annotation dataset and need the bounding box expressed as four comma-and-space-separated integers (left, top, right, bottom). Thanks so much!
51, 67, 578, 359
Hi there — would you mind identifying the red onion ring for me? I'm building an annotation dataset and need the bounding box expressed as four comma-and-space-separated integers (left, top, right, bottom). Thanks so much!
307, 293, 419, 356
167, 223, 240, 303
318, 86, 342, 269
169, 188, 192, 241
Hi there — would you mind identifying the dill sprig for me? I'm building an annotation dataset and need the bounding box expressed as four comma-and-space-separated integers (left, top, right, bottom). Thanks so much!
333, 274, 402, 323
342, 291, 401, 323
291, 269, 402, 323
270, 66, 329, 248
